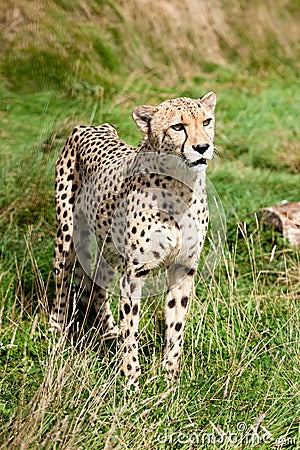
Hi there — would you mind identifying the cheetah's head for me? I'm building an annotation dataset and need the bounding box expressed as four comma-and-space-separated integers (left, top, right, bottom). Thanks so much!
132, 91, 216, 168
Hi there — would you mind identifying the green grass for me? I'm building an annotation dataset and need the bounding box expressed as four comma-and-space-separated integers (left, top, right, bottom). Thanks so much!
0, 72, 299, 449
0, 1, 300, 448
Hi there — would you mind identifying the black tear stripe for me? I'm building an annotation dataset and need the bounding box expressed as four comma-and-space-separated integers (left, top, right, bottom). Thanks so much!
161, 130, 168, 144
180, 127, 188, 156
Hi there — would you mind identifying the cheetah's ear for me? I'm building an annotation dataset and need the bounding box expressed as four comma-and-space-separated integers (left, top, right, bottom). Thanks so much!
200, 91, 217, 111
132, 105, 158, 133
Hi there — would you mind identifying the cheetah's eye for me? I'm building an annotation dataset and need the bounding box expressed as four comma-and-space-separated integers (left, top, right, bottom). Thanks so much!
203, 118, 212, 127
171, 123, 185, 131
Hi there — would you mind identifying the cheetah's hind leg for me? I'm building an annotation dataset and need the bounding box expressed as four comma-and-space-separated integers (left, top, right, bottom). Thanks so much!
74, 227, 119, 339
91, 254, 119, 339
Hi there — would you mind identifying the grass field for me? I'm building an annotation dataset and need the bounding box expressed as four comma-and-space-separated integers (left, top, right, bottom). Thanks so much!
0, 1, 300, 449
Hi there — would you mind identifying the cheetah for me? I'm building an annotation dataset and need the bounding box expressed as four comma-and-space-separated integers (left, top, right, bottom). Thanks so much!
51, 91, 217, 390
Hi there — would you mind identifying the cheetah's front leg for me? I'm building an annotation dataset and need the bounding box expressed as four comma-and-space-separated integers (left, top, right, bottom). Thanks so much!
162, 266, 195, 380
119, 271, 142, 391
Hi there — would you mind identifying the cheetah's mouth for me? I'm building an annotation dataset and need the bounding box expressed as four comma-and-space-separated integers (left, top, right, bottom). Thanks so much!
188, 158, 207, 167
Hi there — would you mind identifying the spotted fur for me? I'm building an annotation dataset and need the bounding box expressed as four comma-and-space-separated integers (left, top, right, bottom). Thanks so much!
51, 91, 217, 390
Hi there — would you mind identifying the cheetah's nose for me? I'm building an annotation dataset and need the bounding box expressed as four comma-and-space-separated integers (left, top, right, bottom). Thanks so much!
192, 144, 210, 154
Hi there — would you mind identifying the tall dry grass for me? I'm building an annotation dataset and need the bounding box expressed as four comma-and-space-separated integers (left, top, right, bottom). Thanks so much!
0, 227, 299, 449
1, 0, 299, 91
